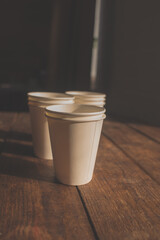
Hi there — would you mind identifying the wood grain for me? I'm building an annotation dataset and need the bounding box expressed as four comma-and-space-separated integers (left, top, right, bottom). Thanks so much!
3, 113, 33, 157
0, 112, 17, 151
128, 123, 160, 144
0, 112, 17, 136
103, 120, 160, 184
78, 134, 160, 240
1, 113, 160, 240
0, 113, 95, 240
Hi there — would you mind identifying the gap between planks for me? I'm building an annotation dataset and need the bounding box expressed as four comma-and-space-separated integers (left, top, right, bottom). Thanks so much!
76, 187, 99, 240
76, 125, 160, 240
0, 112, 97, 240
77, 133, 160, 239
127, 124, 160, 145
102, 120, 160, 186
102, 132, 160, 186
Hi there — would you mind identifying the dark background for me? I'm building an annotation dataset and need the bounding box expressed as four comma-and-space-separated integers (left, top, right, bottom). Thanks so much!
97, 0, 160, 125
0, 0, 160, 125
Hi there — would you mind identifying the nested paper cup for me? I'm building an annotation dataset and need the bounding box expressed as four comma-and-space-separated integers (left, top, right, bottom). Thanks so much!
65, 91, 106, 99
28, 92, 74, 102
46, 104, 106, 185
76, 96, 106, 101
27, 92, 74, 160
75, 99, 106, 107
65, 91, 106, 107
76, 96, 106, 102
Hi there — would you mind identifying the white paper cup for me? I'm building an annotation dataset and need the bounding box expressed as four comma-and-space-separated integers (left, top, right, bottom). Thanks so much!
46, 104, 106, 185
27, 92, 74, 160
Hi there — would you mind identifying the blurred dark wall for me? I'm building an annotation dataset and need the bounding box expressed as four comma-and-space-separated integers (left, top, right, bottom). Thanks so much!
0, 0, 53, 110
0, 0, 95, 111
97, 0, 160, 125
48, 0, 95, 92
0, 0, 53, 86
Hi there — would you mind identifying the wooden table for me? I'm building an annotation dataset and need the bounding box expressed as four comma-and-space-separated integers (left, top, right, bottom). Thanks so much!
0, 112, 160, 240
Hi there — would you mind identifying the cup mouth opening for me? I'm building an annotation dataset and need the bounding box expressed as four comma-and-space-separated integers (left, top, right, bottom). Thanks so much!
27, 92, 74, 101
65, 91, 106, 98
28, 100, 74, 107
46, 112, 106, 122
46, 104, 106, 117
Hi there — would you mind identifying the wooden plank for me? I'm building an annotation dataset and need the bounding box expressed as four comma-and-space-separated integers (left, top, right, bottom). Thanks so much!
0, 112, 17, 136
0, 156, 95, 240
9, 113, 31, 134
3, 113, 33, 156
0, 113, 95, 240
102, 120, 160, 184
128, 123, 160, 144
0, 112, 17, 151
78, 134, 160, 240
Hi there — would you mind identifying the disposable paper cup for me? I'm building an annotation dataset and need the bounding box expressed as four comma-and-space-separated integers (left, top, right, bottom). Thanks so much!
65, 91, 106, 99
65, 91, 106, 107
27, 92, 74, 160
76, 96, 106, 101
75, 99, 106, 107
46, 104, 106, 185
28, 92, 74, 101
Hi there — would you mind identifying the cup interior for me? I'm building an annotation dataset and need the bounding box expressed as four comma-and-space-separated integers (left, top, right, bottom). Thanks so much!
28, 92, 74, 101
46, 104, 105, 117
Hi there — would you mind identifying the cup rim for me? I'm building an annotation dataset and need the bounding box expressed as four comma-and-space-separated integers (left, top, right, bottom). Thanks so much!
46, 112, 106, 122
27, 92, 74, 101
46, 104, 106, 117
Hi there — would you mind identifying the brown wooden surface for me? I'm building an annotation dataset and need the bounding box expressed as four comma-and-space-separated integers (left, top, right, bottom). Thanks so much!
0, 113, 160, 240
128, 123, 160, 144
0, 113, 95, 240
103, 120, 160, 184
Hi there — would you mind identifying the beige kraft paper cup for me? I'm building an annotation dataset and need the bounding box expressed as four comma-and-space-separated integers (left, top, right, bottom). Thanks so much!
46, 104, 106, 185
27, 92, 74, 160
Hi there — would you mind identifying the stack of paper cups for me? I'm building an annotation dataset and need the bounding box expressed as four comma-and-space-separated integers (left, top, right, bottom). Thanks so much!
65, 91, 106, 107
27, 92, 74, 160
46, 104, 106, 185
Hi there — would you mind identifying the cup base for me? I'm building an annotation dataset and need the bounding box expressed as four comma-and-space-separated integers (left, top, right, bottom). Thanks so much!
34, 152, 53, 160
55, 176, 93, 186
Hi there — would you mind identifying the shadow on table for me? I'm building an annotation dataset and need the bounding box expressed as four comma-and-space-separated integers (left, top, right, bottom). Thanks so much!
0, 130, 32, 141
0, 153, 56, 183
0, 130, 61, 184
0, 130, 32, 143
0, 129, 33, 157
8, 131, 32, 142
0, 130, 9, 140
3, 141, 34, 157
